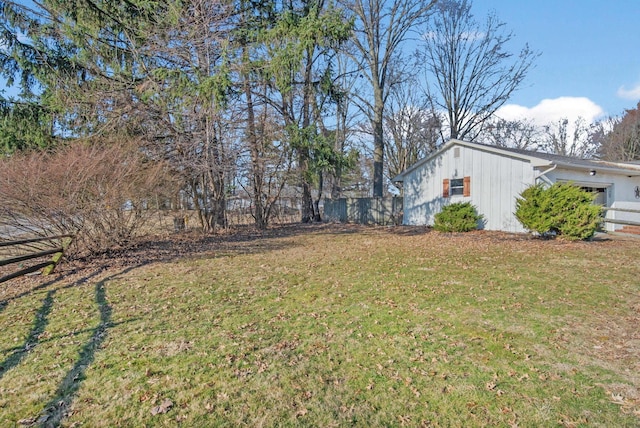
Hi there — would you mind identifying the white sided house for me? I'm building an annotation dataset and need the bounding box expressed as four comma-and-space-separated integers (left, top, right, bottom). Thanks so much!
394, 139, 640, 233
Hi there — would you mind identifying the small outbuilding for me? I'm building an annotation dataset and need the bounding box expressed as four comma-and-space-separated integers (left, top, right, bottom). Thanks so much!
394, 139, 640, 233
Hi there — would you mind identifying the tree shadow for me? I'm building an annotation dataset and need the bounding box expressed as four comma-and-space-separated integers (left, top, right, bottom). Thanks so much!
0, 289, 55, 379
64, 222, 373, 273
0, 317, 139, 358
72, 225, 308, 269
33, 266, 141, 428
0, 275, 66, 316
382, 225, 433, 236
0, 269, 105, 381
0, 265, 138, 428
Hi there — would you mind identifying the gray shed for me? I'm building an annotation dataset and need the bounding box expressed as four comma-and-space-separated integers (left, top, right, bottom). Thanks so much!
394, 139, 640, 233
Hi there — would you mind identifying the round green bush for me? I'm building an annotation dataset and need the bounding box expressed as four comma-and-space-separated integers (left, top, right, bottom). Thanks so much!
515, 182, 602, 240
433, 202, 484, 232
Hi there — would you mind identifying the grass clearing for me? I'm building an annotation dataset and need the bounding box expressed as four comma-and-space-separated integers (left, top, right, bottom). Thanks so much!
1, 224, 639, 426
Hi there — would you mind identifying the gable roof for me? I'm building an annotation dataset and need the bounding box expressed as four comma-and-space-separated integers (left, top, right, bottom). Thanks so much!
393, 139, 640, 182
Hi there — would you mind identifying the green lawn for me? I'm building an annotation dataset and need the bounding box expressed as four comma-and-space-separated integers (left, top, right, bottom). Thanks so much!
1, 225, 639, 426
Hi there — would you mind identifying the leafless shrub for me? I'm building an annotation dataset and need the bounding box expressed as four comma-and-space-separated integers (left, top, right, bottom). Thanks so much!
0, 141, 177, 257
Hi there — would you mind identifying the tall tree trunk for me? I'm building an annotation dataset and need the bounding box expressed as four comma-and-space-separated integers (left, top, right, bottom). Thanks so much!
203, 116, 227, 232
331, 90, 348, 199
373, 106, 384, 197
300, 46, 315, 223
300, 161, 314, 223
242, 49, 267, 229
190, 179, 208, 232
343, 0, 436, 197
313, 170, 323, 221
372, 57, 385, 198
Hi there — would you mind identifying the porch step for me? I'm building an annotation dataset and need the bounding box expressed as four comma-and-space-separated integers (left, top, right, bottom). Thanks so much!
620, 225, 640, 235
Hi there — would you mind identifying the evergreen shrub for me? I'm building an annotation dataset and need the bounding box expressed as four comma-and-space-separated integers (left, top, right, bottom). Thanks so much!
515, 183, 602, 240
433, 202, 484, 232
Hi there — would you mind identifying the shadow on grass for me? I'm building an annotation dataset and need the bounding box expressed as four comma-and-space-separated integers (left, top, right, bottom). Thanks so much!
0, 269, 104, 380
76, 225, 311, 269
33, 266, 143, 428
0, 275, 66, 316
0, 265, 140, 428
381, 225, 432, 236
6, 224, 427, 289
0, 289, 55, 379
0, 317, 139, 357
70, 222, 366, 271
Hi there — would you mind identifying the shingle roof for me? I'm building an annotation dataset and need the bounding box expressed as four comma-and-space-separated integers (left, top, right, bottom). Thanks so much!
393, 139, 640, 182
472, 142, 640, 172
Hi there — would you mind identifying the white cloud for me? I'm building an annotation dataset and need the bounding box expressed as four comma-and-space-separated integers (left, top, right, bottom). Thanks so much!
495, 97, 605, 126
617, 84, 640, 100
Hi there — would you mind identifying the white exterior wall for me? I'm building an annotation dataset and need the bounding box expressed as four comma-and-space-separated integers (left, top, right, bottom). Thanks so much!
403, 144, 536, 232
547, 168, 640, 231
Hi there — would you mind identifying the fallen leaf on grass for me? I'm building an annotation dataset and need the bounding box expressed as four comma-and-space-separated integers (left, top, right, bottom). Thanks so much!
151, 399, 173, 415
398, 414, 411, 425
610, 392, 625, 404
410, 386, 421, 398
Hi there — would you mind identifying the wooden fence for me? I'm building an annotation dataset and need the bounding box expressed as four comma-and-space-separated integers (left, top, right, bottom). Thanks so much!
0, 234, 73, 284
323, 197, 403, 225
601, 207, 640, 232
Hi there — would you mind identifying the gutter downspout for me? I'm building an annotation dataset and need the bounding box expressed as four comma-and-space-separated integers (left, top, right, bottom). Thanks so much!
535, 164, 557, 186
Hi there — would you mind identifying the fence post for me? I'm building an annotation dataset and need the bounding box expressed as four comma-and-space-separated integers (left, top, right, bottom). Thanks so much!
42, 236, 73, 276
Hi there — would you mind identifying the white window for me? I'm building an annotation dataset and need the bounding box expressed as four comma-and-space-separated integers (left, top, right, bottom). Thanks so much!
450, 178, 464, 196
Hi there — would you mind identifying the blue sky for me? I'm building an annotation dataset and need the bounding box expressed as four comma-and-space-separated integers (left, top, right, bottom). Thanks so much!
472, 0, 640, 125
2, 1, 638, 127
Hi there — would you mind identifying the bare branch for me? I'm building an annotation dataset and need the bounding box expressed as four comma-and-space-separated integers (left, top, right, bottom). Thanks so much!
422, 0, 539, 141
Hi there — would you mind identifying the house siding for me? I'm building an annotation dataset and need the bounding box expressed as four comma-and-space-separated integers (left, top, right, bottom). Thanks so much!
402, 144, 535, 232
546, 168, 640, 231
401, 140, 640, 233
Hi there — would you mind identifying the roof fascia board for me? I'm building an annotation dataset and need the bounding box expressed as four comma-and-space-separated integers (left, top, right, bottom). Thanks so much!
450, 139, 553, 167
393, 139, 458, 181
552, 161, 640, 176
395, 139, 640, 181
396, 139, 550, 181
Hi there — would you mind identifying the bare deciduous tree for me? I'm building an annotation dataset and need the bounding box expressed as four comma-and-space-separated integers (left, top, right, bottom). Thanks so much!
136, 0, 237, 233
237, 75, 295, 229
327, 54, 361, 199
479, 117, 541, 150
422, 0, 538, 141
383, 78, 441, 184
596, 103, 640, 161
342, 0, 436, 197
542, 117, 598, 159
